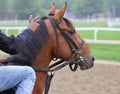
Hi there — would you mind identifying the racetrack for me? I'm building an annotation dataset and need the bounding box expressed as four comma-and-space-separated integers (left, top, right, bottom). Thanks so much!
49, 60, 120, 94
0, 52, 120, 94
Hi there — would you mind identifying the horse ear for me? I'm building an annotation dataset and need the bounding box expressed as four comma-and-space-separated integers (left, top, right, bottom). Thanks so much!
53, 2, 67, 22
48, 3, 56, 16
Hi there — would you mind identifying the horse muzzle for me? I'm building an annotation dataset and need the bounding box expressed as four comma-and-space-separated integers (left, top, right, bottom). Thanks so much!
78, 56, 94, 70
68, 52, 94, 71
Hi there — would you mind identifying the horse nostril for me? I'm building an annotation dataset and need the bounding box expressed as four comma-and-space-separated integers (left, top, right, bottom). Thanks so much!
92, 56, 95, 62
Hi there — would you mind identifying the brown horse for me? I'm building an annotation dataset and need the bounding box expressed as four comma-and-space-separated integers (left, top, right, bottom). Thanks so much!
31, 3, 94, 94
5, 3, 94, 94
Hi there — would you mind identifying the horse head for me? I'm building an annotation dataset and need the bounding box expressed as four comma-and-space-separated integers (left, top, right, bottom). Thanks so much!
43, 3, 94, 70
32, 3, 95, 94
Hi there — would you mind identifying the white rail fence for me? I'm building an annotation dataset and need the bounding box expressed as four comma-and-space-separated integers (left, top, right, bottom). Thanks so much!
0, 26, 26, 36
0, 27, 120, 44
76, 27, 120, 40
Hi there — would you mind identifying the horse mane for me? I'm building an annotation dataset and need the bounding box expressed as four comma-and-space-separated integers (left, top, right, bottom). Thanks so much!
7, 18, 49, 66
63, 17, 75, 32
7, 17, 74, 66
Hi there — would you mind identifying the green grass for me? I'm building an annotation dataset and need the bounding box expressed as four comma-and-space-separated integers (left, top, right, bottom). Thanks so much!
78, 31, 94, 39
97, 31, 120, 40
7, 30, 19, 35
73, 21, 108, 27
73, 21, 120, 40
89, 44, 120, 62
77, 31, 120, 40
1, 30, 21, 36
73, 21, 120, 41
0, 24, 27, 27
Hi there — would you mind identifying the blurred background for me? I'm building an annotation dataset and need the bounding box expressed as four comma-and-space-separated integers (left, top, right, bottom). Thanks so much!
0, 0, 120, 20
0, 0, 120, 62
0, 1, 120, 94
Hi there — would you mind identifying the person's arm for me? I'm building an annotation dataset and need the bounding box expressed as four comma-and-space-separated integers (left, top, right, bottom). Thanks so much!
0, 15, 40, 55
0, 30, 17, 54
15, 15, 40, 53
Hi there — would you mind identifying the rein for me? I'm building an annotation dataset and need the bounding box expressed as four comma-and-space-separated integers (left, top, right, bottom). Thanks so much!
32, 16, 86, 94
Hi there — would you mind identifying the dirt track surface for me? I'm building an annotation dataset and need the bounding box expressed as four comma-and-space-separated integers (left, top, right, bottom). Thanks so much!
49, 60, 120, 94
0, 52, 120, 94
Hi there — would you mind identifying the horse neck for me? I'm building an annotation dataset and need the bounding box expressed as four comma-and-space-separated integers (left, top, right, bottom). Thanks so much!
33, 44, 53, 94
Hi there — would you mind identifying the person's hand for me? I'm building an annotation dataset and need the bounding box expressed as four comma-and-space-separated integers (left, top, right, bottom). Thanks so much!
27, 15, 40, 32
0, 58, 7, 64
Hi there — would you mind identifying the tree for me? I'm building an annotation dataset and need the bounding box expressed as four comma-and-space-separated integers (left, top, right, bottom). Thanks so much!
108, 0, 120, 17
0, 0, 9, 20
13, 0, 46, 20
71, 0, 108, 18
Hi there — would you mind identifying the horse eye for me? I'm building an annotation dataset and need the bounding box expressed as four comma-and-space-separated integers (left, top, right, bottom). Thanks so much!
69, 31, 75, 34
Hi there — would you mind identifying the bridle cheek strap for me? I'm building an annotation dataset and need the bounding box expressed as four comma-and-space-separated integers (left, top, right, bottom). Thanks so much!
69, 40, 85, 71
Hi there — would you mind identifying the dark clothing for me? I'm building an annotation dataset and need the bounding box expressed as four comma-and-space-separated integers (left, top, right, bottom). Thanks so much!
6, 20, 48, 66
0, 29, 33, 55
0, 28, 34, 94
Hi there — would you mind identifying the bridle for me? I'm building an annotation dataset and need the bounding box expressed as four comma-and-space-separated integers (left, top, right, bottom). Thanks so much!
32, 16, 92, 94
47, 16, 92, 70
